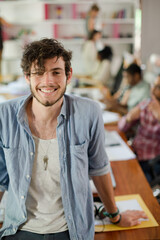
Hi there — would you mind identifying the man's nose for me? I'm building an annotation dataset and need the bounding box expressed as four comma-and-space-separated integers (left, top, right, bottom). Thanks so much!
42, 72, 54, 84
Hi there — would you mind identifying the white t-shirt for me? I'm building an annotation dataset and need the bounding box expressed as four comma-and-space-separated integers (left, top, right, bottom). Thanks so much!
20, 136, 68, 234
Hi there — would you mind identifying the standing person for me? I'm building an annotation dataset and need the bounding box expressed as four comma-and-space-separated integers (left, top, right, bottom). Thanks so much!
85, 4, 101, 38
0, 38, 147, 240
118, 75, 160, 183
82, 29, 102, 75
0, 16, 12, 78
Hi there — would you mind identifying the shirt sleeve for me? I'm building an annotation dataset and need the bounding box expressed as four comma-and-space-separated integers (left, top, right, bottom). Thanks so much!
0, 138, 9, 192
88, 102, 110, 176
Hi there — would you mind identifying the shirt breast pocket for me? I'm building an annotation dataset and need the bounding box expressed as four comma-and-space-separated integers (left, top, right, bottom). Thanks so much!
70, 141, 89, 196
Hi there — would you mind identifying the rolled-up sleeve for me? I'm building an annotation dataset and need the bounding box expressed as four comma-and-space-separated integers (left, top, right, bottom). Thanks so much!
88, 103, 110, 176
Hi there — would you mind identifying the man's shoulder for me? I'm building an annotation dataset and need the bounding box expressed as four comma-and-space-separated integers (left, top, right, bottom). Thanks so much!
0, 94, 30, 113
131, 80, 150, 93
138, 80, 150, 89
65, 93, 100, 109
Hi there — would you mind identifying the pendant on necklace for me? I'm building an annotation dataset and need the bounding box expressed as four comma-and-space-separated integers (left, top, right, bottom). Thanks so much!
43, 155, 48, 171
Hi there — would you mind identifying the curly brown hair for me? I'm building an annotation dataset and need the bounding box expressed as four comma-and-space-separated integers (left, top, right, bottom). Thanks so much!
21, 38, 72, 78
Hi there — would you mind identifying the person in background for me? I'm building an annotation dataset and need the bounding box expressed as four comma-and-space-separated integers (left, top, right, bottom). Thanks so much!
118, 75, 160, 183
92, 45, 113, 88
85, 4, 101, 38
0, 16, 12, 78
144, 53, 160, 86
0, 38, 147, 240
101, 63, 150, 115
82, 29, 102, 75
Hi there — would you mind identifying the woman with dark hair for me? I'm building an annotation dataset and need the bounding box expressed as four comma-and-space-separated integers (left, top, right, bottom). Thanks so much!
91, 45, 113, 88
0, 16, 12, 78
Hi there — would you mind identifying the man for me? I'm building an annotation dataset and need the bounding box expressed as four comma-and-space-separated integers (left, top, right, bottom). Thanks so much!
102, 63, 150, 115
0, 38, 147, 240
118, 75, 160, 183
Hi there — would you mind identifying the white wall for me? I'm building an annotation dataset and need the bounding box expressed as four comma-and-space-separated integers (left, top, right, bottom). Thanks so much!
141, 0, 160, 64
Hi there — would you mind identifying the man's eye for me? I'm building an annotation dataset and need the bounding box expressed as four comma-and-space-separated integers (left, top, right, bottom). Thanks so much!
53, 72, 60, 75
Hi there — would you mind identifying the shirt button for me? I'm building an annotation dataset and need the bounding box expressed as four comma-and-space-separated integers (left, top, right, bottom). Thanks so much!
21, 196, 25, 199
26, 175, 30, 179
23, 215, 25, 219
68, 215, 71, 220
30, 152, 34, 156
13, 228, 16, 232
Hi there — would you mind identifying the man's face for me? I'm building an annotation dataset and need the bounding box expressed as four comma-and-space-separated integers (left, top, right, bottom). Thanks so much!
126, 72, 139, 86
25, 57, 72, 107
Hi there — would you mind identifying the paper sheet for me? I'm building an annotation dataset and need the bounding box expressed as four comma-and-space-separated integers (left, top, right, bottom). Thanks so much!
95, 194, 159, 232
105, 131, 136, 161
102, 111, 120, 124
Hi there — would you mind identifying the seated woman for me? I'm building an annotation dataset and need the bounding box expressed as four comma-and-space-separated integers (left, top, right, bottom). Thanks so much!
118, 75, 160, 184
91, 45, 113, 89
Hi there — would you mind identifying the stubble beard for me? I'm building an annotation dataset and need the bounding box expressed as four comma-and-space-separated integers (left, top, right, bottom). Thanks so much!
30, 84, 67, 107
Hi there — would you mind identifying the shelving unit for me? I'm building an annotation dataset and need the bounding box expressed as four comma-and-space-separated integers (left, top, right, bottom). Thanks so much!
0, 0, 138, 77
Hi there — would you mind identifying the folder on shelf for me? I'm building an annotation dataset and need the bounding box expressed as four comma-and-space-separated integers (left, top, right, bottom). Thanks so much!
95, 194, 159, 232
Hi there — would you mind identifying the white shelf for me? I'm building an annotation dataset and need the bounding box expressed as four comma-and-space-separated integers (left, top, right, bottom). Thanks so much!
11, 18, 135, 26
57, 37, 134, 45
39, 0, 137, 3
103, 38, 134, 44
102, 18, 135, 24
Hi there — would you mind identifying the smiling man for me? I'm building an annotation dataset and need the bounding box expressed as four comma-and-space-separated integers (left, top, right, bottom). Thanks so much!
0, 38, 147, 240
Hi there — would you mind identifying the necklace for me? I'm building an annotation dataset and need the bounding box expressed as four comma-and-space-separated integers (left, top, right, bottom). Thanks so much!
30, 109, 57, 171
40, 140, 53, 171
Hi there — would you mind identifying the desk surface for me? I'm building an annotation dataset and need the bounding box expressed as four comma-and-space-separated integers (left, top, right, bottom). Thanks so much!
95, 127, 160, 240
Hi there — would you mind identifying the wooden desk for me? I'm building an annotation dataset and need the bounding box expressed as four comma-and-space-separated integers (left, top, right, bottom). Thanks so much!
95, 127, 160, 240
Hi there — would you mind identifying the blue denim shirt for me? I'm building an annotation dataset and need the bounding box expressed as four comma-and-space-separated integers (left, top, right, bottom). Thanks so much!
0, 94, 109, 240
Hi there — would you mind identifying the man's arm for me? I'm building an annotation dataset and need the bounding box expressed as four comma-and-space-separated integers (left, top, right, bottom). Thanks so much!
92, 173, 148, 227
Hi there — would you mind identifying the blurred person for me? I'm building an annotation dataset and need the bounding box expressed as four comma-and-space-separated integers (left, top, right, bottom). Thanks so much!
101, 63, 150, 115
82, 29, 103, 75
85, 4, 101, 38
118, 75, 160, 183
91, 45, 113, 88
0, 16, 12, 77
144, 53, 160, 85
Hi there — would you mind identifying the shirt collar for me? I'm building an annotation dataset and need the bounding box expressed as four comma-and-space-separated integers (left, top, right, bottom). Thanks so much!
17, 93, 69, 124
59, 94, 69, 120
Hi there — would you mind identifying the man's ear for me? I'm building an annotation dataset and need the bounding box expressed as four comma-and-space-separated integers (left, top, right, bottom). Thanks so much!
25, 75, 30, 85
66, 68, 72, 85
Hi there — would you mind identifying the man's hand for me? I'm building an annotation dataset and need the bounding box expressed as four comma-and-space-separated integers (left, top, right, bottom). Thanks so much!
126, 105, 140, 123
117, 210, 148, 227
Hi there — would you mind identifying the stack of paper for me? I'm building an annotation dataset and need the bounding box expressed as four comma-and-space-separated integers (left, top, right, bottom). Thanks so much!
105, 131, 136, 161
102, 111, 120, 124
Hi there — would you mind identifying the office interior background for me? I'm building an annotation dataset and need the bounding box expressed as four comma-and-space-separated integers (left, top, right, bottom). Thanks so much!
0, 0, 160, 235
0, 0, 160, 85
